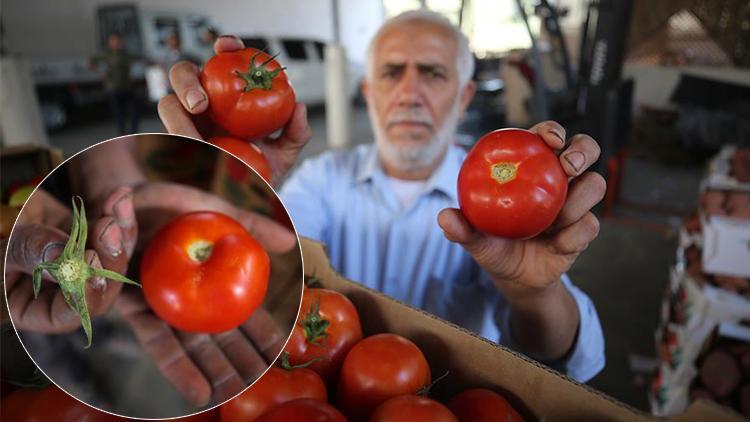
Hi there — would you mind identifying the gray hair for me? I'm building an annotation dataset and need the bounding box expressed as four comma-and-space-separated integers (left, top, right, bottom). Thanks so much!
365, 9, 475, 89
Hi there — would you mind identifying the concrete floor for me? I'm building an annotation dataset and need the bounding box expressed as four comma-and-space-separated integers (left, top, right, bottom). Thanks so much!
47, 104, 704, 412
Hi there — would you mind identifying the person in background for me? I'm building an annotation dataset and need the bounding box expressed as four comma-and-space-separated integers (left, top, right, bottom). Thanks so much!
90, 33, 140, 135
162, 33, 199, 73
199, 27, 220, 64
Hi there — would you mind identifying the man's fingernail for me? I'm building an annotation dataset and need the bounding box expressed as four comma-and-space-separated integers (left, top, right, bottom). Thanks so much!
87, 254, 106, 292
550, 128, 565, 144
218, 34, 240, 41
113, 192, 135, 229
99, 220, 123, 257
186, 90, 206, 111
41, 242, 64, 263
564, 151, 585, 172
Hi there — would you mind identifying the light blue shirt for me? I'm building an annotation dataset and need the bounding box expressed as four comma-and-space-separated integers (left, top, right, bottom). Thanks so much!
281, 144, 605, 382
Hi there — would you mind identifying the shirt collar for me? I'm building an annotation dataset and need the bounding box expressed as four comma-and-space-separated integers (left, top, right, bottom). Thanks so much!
355, 143, 463, 201
354, 145, 380, 183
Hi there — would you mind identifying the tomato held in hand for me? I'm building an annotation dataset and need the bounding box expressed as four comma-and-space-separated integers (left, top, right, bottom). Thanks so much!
458, 129, 568, 239
210, 136, 272, 183
201, 48, 296, 140
336, 333, 431, 420
447, 388, 524, 422
254, 399, 345, 422
141, 211, 269, 333
220, 353, 327, 422
371, 395, 458, 422
284, 288, 363, 383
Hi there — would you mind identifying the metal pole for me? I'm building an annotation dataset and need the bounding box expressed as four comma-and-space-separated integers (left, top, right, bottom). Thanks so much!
325, 0, 351, 148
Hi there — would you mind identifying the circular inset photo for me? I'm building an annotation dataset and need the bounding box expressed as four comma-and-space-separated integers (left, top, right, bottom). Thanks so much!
3, 133, 303, 419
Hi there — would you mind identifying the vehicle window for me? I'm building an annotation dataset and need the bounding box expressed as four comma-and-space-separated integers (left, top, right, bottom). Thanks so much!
188, 17, 211, 46
282, 39, 307, 60
97, 5, 142, 55
241, 37, 271, 53
313, 41, 325, 60
154, 17, 180, 47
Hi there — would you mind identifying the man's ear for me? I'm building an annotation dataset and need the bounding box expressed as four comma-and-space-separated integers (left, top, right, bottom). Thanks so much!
459, 80, 476, 119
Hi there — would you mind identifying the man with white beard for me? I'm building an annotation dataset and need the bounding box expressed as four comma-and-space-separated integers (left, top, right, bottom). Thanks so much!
280, 10, 606, 382
162, 10, 607, 382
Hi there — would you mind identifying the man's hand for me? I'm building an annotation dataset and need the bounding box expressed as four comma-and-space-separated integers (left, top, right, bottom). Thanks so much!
4, 187, 137, 333
157, 36, 312, 185
438, 121, 605, 360
112, 180, 295, 406
131, 181, 296, 254
115, 288, 285, 407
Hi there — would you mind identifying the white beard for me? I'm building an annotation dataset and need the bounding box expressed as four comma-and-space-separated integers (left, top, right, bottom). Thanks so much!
370, 100, 462, 174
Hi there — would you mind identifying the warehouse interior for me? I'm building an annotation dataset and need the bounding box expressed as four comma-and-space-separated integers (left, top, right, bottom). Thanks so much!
1, 0, 749, 420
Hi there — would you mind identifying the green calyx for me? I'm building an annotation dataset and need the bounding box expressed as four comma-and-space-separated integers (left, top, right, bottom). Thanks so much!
299, 299, 329, 346
33, 196, 140, 348
233, 52, 285, 92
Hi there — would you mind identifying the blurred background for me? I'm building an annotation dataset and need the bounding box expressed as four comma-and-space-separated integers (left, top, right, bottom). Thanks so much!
1, 0, 749, 418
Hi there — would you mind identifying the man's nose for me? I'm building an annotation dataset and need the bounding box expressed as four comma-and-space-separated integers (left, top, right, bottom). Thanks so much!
394, 68, 423, 108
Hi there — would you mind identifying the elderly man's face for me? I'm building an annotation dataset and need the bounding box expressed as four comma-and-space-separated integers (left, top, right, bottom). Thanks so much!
363, 20, 473, 175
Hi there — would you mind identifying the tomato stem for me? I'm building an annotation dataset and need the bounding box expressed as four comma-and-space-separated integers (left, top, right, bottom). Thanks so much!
187, 240, 213, 262
278, 352, 327, 370
32, 196, 140, 348
299, 298, 329, 346
416, 370, 450, 396
490, 162, 518, 184
233, 52, 286, 92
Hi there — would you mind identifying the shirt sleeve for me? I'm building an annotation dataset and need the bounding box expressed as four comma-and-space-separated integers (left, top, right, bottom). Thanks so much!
493, 273, 605, 382
279, 157, 332, 243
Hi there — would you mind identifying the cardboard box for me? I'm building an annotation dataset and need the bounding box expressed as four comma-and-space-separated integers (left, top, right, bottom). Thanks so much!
704, 146, 750, 193
299, 238, 742, 421
702, 215, 750, 279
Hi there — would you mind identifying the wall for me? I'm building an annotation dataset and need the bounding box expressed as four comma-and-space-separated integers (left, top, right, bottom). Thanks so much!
2, 0, 384, 64
624, 64, 750, 110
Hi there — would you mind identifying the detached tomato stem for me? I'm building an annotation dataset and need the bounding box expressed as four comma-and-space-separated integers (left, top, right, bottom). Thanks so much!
299, 299, 330, 346
32, 196, 140, 348
233, 52, 286, 92
279, 352, 326, 370
416, 371, 450, 396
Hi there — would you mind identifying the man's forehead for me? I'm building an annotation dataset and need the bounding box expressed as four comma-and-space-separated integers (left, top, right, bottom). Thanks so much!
373, 20, 458, 65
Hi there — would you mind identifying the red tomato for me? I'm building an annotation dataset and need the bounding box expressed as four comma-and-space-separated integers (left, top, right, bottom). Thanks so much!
458, 129, 568, 239
176, 409, 221, 422
201, 48, 296, 140
254, 399, 345, 422
447, 388, 524, 422
141, 211, 269, 333
210, 136, 272, 183
1, 386, 121, 422
336, 333, 431, 420
219, 355, 327, 422
371, 395, 458, 422
284, 288, 363, 383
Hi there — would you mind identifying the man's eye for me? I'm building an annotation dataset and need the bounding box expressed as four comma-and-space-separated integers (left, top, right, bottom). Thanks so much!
382, 69, 400, 79
426, 69, 445, 79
